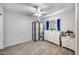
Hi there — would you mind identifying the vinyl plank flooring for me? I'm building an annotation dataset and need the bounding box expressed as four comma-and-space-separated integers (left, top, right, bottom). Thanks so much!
0, 40, 75, 55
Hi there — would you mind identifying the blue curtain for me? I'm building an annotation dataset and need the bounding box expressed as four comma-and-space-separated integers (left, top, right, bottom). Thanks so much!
46, 21, 49, 30
57, 19, 60, 31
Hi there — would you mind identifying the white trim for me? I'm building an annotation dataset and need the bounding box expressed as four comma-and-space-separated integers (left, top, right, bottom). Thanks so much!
4, 39, 31, 48
75, 3, 78, 55
0, 46, 4, 50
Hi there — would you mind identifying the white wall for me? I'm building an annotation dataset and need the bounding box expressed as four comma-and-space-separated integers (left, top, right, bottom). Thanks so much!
45, 8, 75, 32
4, 11, 32, 47
0, 5, 4, 49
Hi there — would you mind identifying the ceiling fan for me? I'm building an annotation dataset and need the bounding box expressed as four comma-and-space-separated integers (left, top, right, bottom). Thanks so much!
33, 5, 47, 17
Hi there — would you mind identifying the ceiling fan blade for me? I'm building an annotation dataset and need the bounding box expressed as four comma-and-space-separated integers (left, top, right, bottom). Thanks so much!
40, 12, 47, 14
25, 6, 36, 13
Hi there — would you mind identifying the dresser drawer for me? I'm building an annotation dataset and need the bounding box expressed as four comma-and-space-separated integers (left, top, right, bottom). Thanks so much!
66, 44, 75, 50
61, 36, 75, 50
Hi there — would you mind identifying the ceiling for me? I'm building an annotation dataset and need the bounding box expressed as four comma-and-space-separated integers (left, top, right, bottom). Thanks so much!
2, 3, 75, 17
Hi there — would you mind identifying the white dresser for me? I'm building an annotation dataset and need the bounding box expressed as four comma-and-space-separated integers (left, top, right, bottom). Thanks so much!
44, 30, 61, 46
61, 36, 75, 51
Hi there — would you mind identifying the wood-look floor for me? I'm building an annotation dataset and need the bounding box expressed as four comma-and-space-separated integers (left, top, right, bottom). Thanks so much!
0, 40, 75, 55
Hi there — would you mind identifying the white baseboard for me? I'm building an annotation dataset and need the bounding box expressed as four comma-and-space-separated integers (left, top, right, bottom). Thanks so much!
4, 39, 31, 48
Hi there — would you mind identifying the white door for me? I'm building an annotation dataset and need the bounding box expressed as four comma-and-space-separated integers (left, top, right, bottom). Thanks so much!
0, 5, 3, 49
36, 22, 39, 40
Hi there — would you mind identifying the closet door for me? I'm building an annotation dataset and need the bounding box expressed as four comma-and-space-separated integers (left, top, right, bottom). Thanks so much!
32, 22, 36, 41
40, 22, 44, 41
36, 22, 40, 40
0, 5, 3, 49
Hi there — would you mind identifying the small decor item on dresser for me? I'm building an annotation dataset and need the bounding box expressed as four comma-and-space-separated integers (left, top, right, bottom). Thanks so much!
65, 30, 74, 37
60, 32, 66, 36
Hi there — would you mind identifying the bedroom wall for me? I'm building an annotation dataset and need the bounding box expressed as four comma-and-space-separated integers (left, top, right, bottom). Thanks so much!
4, 11, 32, 47
45, 8, 75, 33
